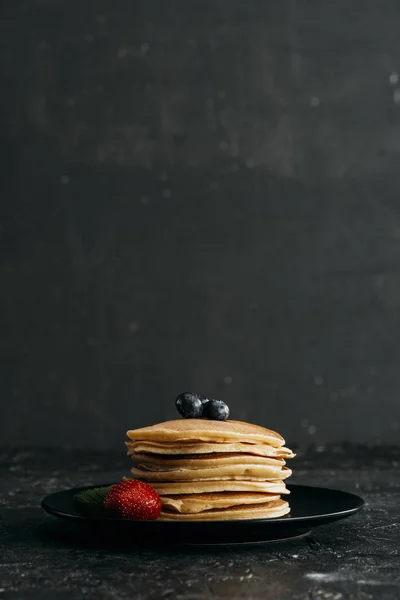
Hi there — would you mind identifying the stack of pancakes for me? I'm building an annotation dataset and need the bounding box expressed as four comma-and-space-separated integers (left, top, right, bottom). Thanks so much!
126, 419, 294, 520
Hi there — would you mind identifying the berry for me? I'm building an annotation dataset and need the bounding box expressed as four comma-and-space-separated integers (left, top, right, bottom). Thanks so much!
175, 392, 203, 418
199, 395, 211, 412
203, 399, 230, 421
104, 479, 161, 520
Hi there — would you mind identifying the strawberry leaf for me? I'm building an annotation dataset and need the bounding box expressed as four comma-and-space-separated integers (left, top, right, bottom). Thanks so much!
74, 486, 117, 517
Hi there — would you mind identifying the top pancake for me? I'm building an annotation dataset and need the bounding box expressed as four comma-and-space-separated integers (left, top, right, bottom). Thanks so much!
126, 419, 285, 447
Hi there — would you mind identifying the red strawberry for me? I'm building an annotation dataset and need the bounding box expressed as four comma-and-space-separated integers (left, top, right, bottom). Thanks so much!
104, 479, 162, 520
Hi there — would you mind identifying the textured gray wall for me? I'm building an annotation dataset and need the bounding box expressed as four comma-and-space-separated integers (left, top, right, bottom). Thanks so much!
1, 0, 400, 448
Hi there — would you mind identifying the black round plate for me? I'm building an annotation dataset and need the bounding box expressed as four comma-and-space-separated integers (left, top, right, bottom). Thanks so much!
41, 483, 364, 546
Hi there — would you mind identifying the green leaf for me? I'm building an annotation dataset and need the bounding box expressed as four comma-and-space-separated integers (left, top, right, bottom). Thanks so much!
74, 486, 117, 517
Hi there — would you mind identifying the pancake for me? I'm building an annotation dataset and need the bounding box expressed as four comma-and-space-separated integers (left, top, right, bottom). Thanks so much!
125, 417, 294, 520
131, 464, 291, 482
161, 492, 280, 514
150, 479, 289, 495
127, 419, 285, 447
132, 452, 285, 470
126, 440, 295, 458
158, 499, 290, 520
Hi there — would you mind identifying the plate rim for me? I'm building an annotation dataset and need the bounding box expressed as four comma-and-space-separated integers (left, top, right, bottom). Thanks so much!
41, 482, 365, 526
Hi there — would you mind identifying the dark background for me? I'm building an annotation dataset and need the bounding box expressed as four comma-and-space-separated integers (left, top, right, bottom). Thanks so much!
1, 0, 400, 449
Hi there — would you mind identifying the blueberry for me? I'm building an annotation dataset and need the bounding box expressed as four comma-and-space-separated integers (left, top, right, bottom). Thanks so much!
175, 392, 203, 418
200, 395, 210, 407
203, 399, 230, 421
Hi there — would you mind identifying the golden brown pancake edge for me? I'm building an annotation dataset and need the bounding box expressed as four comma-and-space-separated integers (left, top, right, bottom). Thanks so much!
158, 499, 290, 520
126, 419, 285, 447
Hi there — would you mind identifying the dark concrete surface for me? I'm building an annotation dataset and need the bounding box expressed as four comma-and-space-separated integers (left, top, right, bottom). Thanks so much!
2, 1, 400, 447
1, 445, 399, 599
